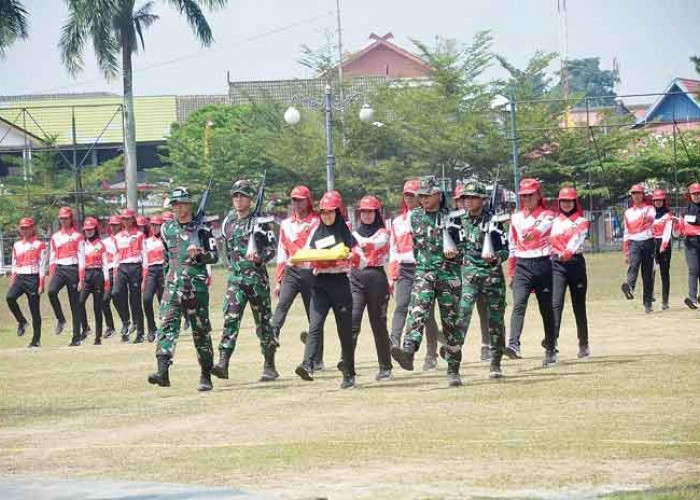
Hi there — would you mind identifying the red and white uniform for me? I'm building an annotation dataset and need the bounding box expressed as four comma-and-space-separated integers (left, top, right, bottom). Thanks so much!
113, 228, 146, 267
388, 211, 415, 282
275, 212, 320, 283
83, 238, 109, 282
507, 207, 555, 277
622, 204, 654, 256
353, 227, 390, 268
550, 213, 590, 260
652, 213, 675, 253
49, 229, 85, 275
143, 235, 165, 278
103, 236, 117, 270
11, 238, 47, 287
676, 214, 700, 238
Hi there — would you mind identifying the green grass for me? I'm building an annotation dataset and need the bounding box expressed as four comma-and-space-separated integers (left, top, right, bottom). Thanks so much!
1, 251, 699, 499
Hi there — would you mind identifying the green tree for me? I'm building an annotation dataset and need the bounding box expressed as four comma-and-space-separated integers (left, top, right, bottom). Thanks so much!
556, 57, 620, 108
59, 0, 227, 210
0, 0, 28, 57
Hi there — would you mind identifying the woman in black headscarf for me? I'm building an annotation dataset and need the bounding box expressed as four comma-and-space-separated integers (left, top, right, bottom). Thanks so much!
295, 191, 364, 389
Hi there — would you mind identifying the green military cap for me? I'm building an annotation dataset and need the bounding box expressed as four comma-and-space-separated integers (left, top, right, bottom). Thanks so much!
170, 186, 194, 204
417, 175, 442, 196
462, 180, 487, 198
230, 179, 256, 198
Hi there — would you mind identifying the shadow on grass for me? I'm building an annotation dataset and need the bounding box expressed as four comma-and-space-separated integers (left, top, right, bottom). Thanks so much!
603, 483, 700, 499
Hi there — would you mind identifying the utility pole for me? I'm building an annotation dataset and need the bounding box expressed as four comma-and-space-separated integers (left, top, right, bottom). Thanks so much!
324, 85, 336, 191
509, 97, 520, 209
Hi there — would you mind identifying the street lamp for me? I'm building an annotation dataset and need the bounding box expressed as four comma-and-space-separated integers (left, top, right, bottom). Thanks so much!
491, 94, 520, 209
284, 84, 374, 192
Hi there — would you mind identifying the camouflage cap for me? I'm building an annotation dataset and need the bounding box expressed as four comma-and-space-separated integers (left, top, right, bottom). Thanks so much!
416, 175, 442, 196
462, 181, 487, 198
170, 186, 194, 204
230, 179, 256, 198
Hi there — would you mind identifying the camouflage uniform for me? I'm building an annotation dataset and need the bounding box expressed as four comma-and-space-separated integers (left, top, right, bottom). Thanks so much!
156, 213, 218, 367
219, 181, 277, 356
401, 178, 462, 367
452, 183, 509, 367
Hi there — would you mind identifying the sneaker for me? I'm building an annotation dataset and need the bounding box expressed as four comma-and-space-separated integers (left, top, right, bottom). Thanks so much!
621, 283, 634, 300
480, 344, 492, 362
489, 360, 503, 379
147, 330, 157, 343
104, 327, 116, 339
313, 360, 325, 372
422, 356, 438, 371
684, 297, 698, 310
543, 349, 559, 367
375, 368, 393, 382
133, 334, 145, 344
68, 338, 81, 347
504, 345, 522, 360
447, 372, 463, 387
121, 334, 130, 343
300, 330, 308, 344
16, 321, 28, 337
644, 304, 653, 314
27, 340, 40, 348
340, 375, 356, 389
120, 323, 130, 336
662, 303, 670, 311
54, 321, 65, 335
294, 364, 314, 381
390, 346, 415, 371
94, 338, 102, 346
81, 327, 91, 341
577, 345, 591, 359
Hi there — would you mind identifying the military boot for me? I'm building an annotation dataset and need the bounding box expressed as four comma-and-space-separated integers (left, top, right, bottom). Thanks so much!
260, 346, 280, 382
446, 362, 463, 387
211, 348, 233, 379
489, 354, 503, 379
197, 361, 213, 392
390, 340, 417, 371
147, 355, 171, 387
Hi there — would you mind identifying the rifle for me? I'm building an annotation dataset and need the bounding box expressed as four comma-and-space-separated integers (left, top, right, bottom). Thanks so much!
439, 165, 462, 256
185, 174, 214, 260
245, 170, 275, 260
480, 174, 510, 260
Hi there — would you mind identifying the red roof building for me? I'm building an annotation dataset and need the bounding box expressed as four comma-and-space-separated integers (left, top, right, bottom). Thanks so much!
339, 33, 432, 79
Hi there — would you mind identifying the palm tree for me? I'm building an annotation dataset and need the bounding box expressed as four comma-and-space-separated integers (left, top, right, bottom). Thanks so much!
60, 0, 226, 209
0, 0, 29, 57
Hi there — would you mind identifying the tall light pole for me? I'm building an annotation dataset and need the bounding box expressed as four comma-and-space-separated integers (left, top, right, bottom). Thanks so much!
284, 85, 374, 192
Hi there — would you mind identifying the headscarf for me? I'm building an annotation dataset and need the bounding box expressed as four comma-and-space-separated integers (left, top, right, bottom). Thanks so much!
311, 191, 356, 248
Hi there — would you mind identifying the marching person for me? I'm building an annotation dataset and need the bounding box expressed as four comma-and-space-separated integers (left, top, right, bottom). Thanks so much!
148, 187, 218, 391
505, 178, 557, 366
271, 185, 324, 370
388, 180, 441, 371
79, 217, 110, 345
295, 190, 365, 389
678, 183, 700, 309
348, 195, 393, 381
143, 215, 166, 342
6, 217, 46, 348
620, 184, 655, 313
113, 208, 146, 343
211, 179, 278, 383
390, 176, 463, 387
454, 182, 493, 362
48, 206, 85, 346
102, 215, 121, 338
450, 181, 509, 378
651, 189, 674, 311
550, 187, 591, 359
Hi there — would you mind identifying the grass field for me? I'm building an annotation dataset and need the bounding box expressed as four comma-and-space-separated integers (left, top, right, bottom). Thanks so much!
0, 251, 699, 499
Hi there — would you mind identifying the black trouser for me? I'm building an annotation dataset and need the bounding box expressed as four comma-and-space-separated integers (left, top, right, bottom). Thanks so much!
142, 264, 165, 334
509, 256, 556, 351
271, 267, 323, 363
350, 267, 392, 370
627, 239, 655, 307
552, 255, 589, 348
654, 238, 672, 305
79, 268, 105, 340
303, 273, 355, 377
6, 274, 41, 343
113, 263, 144, 335
48, 264, 83, 340
103, 268, 116, 330
684, 236, 700, 300
476, 293, 489, 346
389, 263, 439, 358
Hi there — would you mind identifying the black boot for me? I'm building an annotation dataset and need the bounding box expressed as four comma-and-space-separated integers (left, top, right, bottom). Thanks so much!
260, 346, 279, 382
390, 340, 417, 371
197, 361, 213, 392
340, 373, 356, 389
489, 354, 503, 379
446, 362, 463, 387
16, 321, 27, 337
68, 336, 81, 347
211, 348, 233, 379
148, 355, 171, 387
295, 362, 314, 381
543, 348, 559, 367
132, 332, 145, 344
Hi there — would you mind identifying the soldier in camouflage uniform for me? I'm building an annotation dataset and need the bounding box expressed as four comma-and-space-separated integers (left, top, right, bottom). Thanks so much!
211, 179, 278, 382
443, 181, 509, 378
390, 176, 464, 387
148, 187, 219, 391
